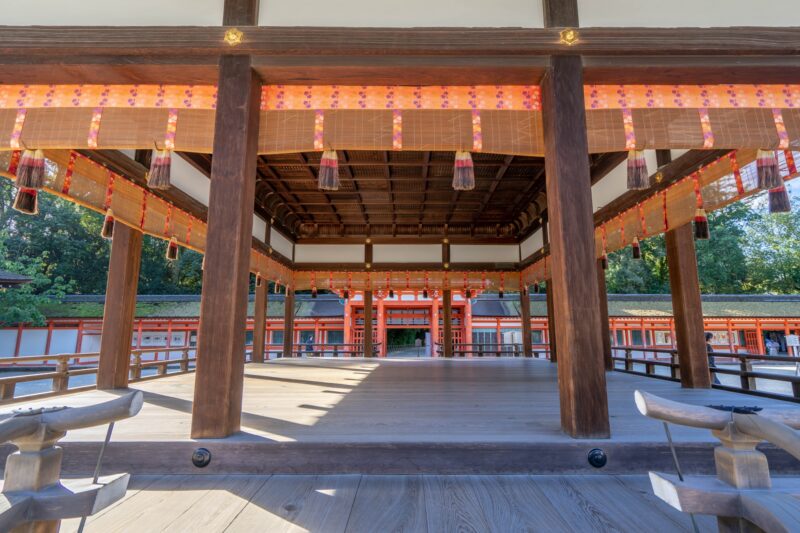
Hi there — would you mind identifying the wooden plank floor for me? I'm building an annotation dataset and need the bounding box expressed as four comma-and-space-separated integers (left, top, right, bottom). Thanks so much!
56, 474, 718, 532
10, 358, 793, 445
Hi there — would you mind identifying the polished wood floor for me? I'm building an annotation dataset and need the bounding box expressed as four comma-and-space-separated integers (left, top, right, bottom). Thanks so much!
15, 358, 791, 444
59, 474, 717, 532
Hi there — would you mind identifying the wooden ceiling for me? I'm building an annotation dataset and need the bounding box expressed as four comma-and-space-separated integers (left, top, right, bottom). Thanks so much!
182, 150, 628, 242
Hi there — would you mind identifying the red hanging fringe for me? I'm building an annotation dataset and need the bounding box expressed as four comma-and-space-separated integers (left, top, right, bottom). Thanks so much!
693, 208, 710, 240
452, 151, 475, 191
533, 281, 540, 293
12, 187, 38, 215
756, 149, 782, 190
166, 237, 179, 261
318, 150, 340, 191
631, 236, 641, 259
600, 254, 608, 270
626, 150, 649, 190
147, 149, 172, 190
15, 149, 46, 190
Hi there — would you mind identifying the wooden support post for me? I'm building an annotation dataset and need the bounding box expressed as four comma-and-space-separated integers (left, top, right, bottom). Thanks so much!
666, 223, 712, 388
98, 223, 142, 390
251, 278, 268, 363
363, 290, 374, 357
546, 286, 558, 362
520, 289, 533, 357
191, 55, 260, 439
443, 289, 453, 358
597, 258, 613, 370
543, 55, 610, 438
283, 289, 295, 357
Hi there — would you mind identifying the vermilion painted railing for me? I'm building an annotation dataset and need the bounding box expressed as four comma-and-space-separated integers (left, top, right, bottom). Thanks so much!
434, 342, 551, 359
263, 343, 381, 358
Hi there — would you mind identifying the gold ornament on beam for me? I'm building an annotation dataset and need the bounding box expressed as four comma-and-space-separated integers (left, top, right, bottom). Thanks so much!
559, 28, 579, 46
224, 28, 244, 46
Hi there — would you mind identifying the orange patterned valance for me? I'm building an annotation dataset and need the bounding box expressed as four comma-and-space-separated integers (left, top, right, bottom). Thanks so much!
585, 85, 800, 110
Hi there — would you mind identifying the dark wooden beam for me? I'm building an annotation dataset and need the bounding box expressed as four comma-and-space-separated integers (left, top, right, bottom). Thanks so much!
283, 288, 296, 357
363, 290, 374, 357
383, 151, 395, 226
252, 277, 268, 364
520, 288, 533, 358
442, 289, 453, 358
297, 152, 342, 226
472, 155, 514, 224
191, 55, 260, 439
223, 0, 259, 25
596, 258, 612, 370
543, 0, 579, 27
543, 55, 609, 438
97, 222, 142, 390
419, 151, 431, 227
3, 26, 796, 57
340, 150, 368, 225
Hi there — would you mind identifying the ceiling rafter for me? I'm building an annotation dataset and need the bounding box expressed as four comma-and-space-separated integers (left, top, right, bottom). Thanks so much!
296, 152, 342, 227
472, 155, 516, 225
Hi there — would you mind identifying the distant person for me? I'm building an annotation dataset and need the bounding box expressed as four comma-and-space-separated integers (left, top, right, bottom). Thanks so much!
765, 335, 780, 356
706, 332, 720, 385
305, 337, 314, 356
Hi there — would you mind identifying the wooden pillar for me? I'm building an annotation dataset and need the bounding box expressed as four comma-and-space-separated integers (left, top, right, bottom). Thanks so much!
545, 286, 557, 362
97, 223, 142, 389
520, 289, 533, 357
190, 55, 260, 439
363, 290, 374, 357
666, 224, 712, 388
597, 259, 613, 370
251, 278, 268, 363
442, 289, 453, 358
283, 289, 295, 357
543, 55, 610, 438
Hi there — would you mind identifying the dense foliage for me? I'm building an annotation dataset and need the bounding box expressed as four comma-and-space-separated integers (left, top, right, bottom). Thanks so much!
0, 180, 798, 326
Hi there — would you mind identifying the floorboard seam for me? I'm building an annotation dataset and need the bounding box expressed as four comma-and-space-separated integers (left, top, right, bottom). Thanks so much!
341, 474, 364, 533
221, 475, 273, 533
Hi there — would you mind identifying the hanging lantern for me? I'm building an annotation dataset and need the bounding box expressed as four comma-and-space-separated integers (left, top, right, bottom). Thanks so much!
768, 185, 791, 213
452, 151, 475, 191
533, 281, 540, 293
147, 149, 172, 190
631, 236, 641, 259
626, 150, 649, 190
101, 209, 115, 240
694, 208, 710, 240
165, 237, 179, 261
756, 149, 782, 190
600, 254, 608, 270
12, 188, 38, 215
318, 150, 340, 191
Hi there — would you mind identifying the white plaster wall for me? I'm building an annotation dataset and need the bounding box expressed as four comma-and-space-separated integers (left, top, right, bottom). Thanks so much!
253, 215, 268, 242
3, 0, 225, 25
171, 156, 210, 207
520, 229, 543, 259
50, 329, 79, 354
578, 0, 798, 27
260, 0, 544, 27
591, 150, 658, 213
17, 330, 47, 356
373, 244, 441, 263
270, 227, 294, 259
80, 334, 101, 353
0, 330, 17, 357
294, 244, 365, 263
451, 244, 519, 263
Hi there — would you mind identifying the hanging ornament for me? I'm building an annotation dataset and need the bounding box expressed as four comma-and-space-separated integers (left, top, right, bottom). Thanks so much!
101, 209, 115, 240
452, 151, 475, 191
499, 290, 504, 299
626, 150, 649, 190
256, 273, 263, 288
388, 289, 394, 299
691, 173, 710, 240
422, 289, 429, 299
756, 149, 782, 191
601, 224, 609, 270
631, 236, 641, 259
311, 287, 318, 298
533, 281, 540, 293
343, 289, 349, 300
318, 150, 340, 191
147, 149, 172, 190
166, 236, 179, 261
768, 185, 791, 213
465, 289, 472, 299
12, 188, 38, 215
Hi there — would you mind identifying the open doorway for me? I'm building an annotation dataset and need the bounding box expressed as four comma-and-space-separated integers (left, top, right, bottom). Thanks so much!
386, 329, 430, 357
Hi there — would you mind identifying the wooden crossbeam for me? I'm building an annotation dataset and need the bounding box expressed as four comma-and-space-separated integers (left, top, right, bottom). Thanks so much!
339, 150, 369, 226
297, 152, 342, 227
472, 155, 516, 225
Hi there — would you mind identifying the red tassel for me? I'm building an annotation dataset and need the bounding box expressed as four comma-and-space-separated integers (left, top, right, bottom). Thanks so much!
768, 185, 792, 213
311, 286, 318, 298
693, 208, 710, 240
631, 236, 641, 259
626, 150, 649, 190
15, 149, 46, 190
452, 151, 475, 191
12, 187, 38, 215
756, 149, 782, 190
101, 209, 115, 239
533, 281, 540, 293
389, 289, 394, 298
147, 149, 172, 190
166, 237, 179, 261
318, 150, 340, 190
600, 254, 608, 270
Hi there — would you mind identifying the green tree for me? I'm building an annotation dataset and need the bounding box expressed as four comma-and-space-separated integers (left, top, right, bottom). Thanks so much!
742, 208, 800, 293
696, 202, 753, 293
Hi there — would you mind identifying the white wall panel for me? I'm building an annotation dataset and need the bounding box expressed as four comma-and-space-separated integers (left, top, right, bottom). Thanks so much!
294, 244, 364, 263
4, 0, 225, 25
260, 0, 544, 27
18, 330, 48, 356
373, 244, 441, 263
592, 150, 658, 213
520, 229, 543, 259
270, 227, 294, 259
49, 329, 79, 354
451, 245, 519, 263
171, 156, 210, 207
253, 216, 268, 242
0, 330, 17, 357
578, 0, 797, 27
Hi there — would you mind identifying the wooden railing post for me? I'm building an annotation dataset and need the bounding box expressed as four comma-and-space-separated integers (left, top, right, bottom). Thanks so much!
53, 358, 69, 393
625, 349, 633, 372
0, 382, 16, 401
671, 351, 681, 380
131, 352, 142, 380
180, 349, 189, 372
